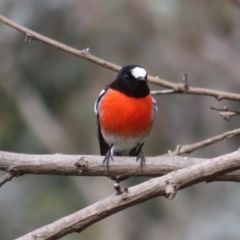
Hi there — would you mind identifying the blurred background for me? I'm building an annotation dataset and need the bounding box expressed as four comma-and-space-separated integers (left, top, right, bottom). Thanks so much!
0, 0, 240, 239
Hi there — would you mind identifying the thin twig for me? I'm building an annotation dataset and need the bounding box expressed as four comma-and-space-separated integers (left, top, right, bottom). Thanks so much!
150, 89, 179, 95
219, 111, 239, 121
181, 73, 189, 90
1, 14, 240, 101
171, 128, 240, 155
211, 106, 240, 120
15, 150, 240, 240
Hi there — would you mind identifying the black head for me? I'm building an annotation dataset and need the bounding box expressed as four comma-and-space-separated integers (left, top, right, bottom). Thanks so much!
109, 65, 150, 98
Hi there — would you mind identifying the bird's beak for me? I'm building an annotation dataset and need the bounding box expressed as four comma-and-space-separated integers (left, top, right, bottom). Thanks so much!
138, 76, 146, 81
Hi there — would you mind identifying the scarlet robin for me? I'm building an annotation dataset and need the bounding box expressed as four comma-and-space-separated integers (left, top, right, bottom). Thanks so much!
94, 65, 157, 168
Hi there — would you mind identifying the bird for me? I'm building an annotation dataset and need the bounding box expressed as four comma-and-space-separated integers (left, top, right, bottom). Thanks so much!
94, 65, 157, 168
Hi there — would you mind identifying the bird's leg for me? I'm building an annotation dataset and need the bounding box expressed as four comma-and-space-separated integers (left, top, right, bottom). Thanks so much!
102, 144, 113, 169
136, 144, 145, 168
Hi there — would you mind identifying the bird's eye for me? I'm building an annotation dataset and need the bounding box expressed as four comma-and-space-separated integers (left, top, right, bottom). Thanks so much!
124, 74, 129, 80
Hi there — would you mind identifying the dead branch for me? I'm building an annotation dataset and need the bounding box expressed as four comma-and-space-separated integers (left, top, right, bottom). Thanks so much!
211, 106, 240, 120
1, 14, 240, 102
15, 149, 240, 240
169, 128, 240, 155
0, 171, 16, 187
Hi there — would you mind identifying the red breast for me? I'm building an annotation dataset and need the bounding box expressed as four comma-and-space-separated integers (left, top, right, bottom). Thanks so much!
99, 89, 153, 137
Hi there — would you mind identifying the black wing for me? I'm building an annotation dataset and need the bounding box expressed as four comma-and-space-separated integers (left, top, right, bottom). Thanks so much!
97, 116, 110, 155
95, 88, 110, 156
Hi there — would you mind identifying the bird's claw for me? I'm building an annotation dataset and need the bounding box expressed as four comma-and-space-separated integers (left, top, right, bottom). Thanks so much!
102, 148, 113, 170
136, 151, 145, 168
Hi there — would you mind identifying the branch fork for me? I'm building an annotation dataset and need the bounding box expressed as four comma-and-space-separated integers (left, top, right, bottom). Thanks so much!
0, 169, 16, 188
211, 106, 240, 120
173, 73, 189, 94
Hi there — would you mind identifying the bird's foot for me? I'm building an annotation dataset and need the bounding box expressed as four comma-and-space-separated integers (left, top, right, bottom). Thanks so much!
136, 150, 145, 168
102, 147, 113, 170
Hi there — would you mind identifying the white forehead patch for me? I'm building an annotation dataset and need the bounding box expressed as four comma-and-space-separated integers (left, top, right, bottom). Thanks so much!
131, 67, 147, 79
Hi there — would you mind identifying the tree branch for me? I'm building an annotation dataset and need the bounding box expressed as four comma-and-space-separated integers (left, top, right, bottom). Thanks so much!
15, 149, 240, 240
1, 14, 240, 101
0, 171, 16, 187
169, 127, 240, 155
0, 151, 240, 183
151, 81, 240, 101
211, 106, 240, 120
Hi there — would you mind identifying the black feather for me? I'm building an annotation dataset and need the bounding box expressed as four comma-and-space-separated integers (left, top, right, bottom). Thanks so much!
109, 65, 149, 98
97, 115, 110, 156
